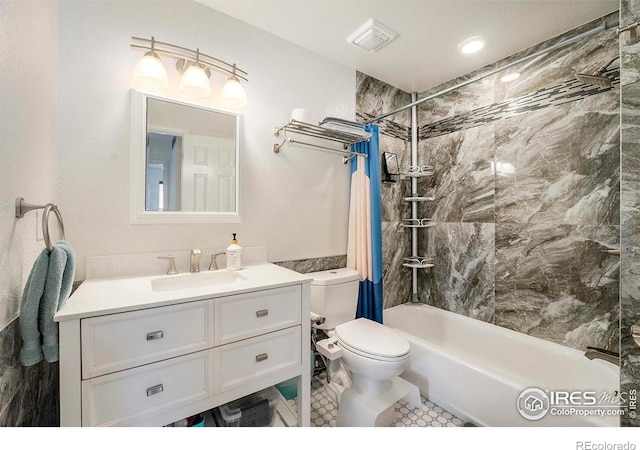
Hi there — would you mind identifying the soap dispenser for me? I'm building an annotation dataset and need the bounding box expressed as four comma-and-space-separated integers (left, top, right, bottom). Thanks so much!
226, 233, 242, 271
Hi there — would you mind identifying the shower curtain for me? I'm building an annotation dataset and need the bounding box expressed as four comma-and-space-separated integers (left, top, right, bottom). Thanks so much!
347, 124, 383, 323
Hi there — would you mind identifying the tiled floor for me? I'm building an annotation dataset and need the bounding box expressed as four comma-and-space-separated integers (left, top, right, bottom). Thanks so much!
290, 372, 464, 427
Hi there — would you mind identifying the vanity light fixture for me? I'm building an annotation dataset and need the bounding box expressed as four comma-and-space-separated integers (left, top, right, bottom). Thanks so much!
178, 49, 212, 98
221, 64, 248, 109
132, 37, 169, 90
458, 36, 486, 54
131, 36, 248, 107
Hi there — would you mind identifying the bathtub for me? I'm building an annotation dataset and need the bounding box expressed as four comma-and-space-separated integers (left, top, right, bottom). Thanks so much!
383, 303, 620, 427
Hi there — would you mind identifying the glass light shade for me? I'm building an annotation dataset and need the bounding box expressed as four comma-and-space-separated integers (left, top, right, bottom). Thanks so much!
133, 53, 169, 90
179, 65, 211, 98
221, 77, 248, 109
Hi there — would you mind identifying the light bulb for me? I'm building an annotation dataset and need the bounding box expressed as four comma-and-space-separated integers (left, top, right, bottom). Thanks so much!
221, 76, 247, 109
133, 52, 169, 90
179, 64, 211, 98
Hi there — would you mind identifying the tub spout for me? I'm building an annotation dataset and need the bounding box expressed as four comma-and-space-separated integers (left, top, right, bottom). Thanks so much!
584, 346, 619, 366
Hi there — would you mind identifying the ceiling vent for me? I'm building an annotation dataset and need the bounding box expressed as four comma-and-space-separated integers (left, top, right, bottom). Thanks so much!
347, 19, 397, 53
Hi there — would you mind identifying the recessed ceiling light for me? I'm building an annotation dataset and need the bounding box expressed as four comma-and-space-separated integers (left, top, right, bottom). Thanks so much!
458, 36, 486, 54
500, 72, 521, 83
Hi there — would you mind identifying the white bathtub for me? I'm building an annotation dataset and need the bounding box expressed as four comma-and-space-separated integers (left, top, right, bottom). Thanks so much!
383, 303, 620, 427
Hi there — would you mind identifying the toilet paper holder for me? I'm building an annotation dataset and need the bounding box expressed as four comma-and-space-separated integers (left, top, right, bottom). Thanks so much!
632, 325, 640, 347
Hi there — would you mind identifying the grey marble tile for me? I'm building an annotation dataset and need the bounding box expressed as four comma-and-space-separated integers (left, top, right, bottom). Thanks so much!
382, 221, 413, 309
380, 134, 412, 222
494, 95, 620, 226
273, 255, 347, 274
418, 124, 496, 223
495, 224, 620, 351
419, 68, 618, 140
418, 222, 495, 323
356, 71, 411, 128
620, 296, 640, 427
621, 0, 640, 426
0, 319, 59, 426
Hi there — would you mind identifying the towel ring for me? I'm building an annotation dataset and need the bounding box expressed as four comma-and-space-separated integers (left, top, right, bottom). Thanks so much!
42, 204, 65, 251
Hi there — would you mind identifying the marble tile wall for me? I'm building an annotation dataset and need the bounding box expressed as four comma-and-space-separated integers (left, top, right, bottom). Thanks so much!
0, 319, 59, 426
621, 0, 640, 428
273, 255, 347, 273
410, 12, 622, 357
356, 72, 413, 309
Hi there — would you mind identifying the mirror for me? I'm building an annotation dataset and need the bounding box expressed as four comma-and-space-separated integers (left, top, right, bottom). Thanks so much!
382, 152, 399, 183
130, 90, 241, 223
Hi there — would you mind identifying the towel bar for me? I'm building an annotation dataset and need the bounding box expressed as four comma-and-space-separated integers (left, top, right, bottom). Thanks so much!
273, 119, 369, 164
15, 197, 66, 250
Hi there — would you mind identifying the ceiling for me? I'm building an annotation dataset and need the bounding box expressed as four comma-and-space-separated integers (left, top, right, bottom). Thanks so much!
195, 0, 618, 93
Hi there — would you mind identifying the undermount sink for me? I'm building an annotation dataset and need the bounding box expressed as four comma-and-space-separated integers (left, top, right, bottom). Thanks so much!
151, 270, 248, 292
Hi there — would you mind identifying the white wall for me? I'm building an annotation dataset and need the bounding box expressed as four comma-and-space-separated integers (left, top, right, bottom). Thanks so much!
0, 1, 58, 331
56, 1, 355, 279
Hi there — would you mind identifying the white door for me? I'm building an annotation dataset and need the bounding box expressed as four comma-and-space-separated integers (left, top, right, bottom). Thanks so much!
181, 134, 236, 212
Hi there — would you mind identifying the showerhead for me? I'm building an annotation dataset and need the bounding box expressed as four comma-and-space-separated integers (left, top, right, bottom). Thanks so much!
575, 55, 618, 88
575, 72, 612, 88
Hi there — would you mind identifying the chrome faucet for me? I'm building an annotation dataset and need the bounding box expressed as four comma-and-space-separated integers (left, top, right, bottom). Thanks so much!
209, 252, 226, 271
190, 249, 201, 273
584, 346, 619, 366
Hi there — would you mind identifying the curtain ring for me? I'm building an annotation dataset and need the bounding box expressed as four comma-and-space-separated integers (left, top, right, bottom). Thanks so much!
42, 204, 65, 251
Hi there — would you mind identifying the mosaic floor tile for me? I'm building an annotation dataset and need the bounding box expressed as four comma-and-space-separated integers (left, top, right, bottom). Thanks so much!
296, 372, 463, 428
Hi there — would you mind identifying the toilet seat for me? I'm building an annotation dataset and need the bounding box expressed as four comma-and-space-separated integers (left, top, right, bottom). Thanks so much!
337, 339, 410, 362
335, 318, 410, 361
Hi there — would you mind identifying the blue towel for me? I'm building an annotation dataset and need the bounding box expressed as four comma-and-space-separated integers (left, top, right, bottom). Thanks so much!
19, 240, 75, 366
40, 240, 75, 362
19, 249, 50, 366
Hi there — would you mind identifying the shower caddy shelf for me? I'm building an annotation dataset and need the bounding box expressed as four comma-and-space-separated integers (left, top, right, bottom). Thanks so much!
401, 165, 436, 271
273, 119, 370, 164
401, 219, 436, 228
402, 257, 434, 269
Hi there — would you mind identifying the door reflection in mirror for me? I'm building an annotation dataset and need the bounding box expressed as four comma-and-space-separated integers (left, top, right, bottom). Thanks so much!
145, 97, 237, 213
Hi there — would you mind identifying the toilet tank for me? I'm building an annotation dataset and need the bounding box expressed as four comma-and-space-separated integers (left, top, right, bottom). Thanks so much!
308, 267, 360, 330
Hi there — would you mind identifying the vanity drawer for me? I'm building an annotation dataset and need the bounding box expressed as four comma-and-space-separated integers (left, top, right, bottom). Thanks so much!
215, 285, 301, 345
82, 349, 213, 427
214, 326, 301, 393
81, 300, 213, 378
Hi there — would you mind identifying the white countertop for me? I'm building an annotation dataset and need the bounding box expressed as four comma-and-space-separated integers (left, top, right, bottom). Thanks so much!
55, 263, 312, 322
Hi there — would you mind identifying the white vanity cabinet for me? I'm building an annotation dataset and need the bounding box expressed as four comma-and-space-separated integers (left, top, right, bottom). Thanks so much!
56, 264, 311, 427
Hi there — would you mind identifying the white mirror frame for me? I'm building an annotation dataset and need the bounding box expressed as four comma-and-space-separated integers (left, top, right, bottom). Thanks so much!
130, 89, 241, 224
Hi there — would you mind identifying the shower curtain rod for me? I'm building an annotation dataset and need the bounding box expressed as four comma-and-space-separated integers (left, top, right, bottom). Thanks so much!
366, 17, 620, 124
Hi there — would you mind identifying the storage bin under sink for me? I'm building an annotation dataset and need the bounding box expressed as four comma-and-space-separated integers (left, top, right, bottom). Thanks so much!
212, 386, 279, 427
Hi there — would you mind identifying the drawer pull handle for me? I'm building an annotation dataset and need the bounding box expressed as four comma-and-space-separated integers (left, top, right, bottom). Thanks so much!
146, 331, 164, 341
146, 384, 164, 396
255, 353, 268, 362
256, 309, 269, 317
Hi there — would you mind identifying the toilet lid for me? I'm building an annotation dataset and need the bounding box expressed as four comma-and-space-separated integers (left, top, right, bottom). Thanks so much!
335, 318, 410, 359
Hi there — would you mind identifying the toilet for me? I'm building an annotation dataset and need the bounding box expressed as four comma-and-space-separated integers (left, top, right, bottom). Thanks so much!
308, 268, 421, 427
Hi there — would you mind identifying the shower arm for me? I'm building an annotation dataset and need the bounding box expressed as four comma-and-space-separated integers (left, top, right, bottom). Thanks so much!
596, 56, 620, 74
